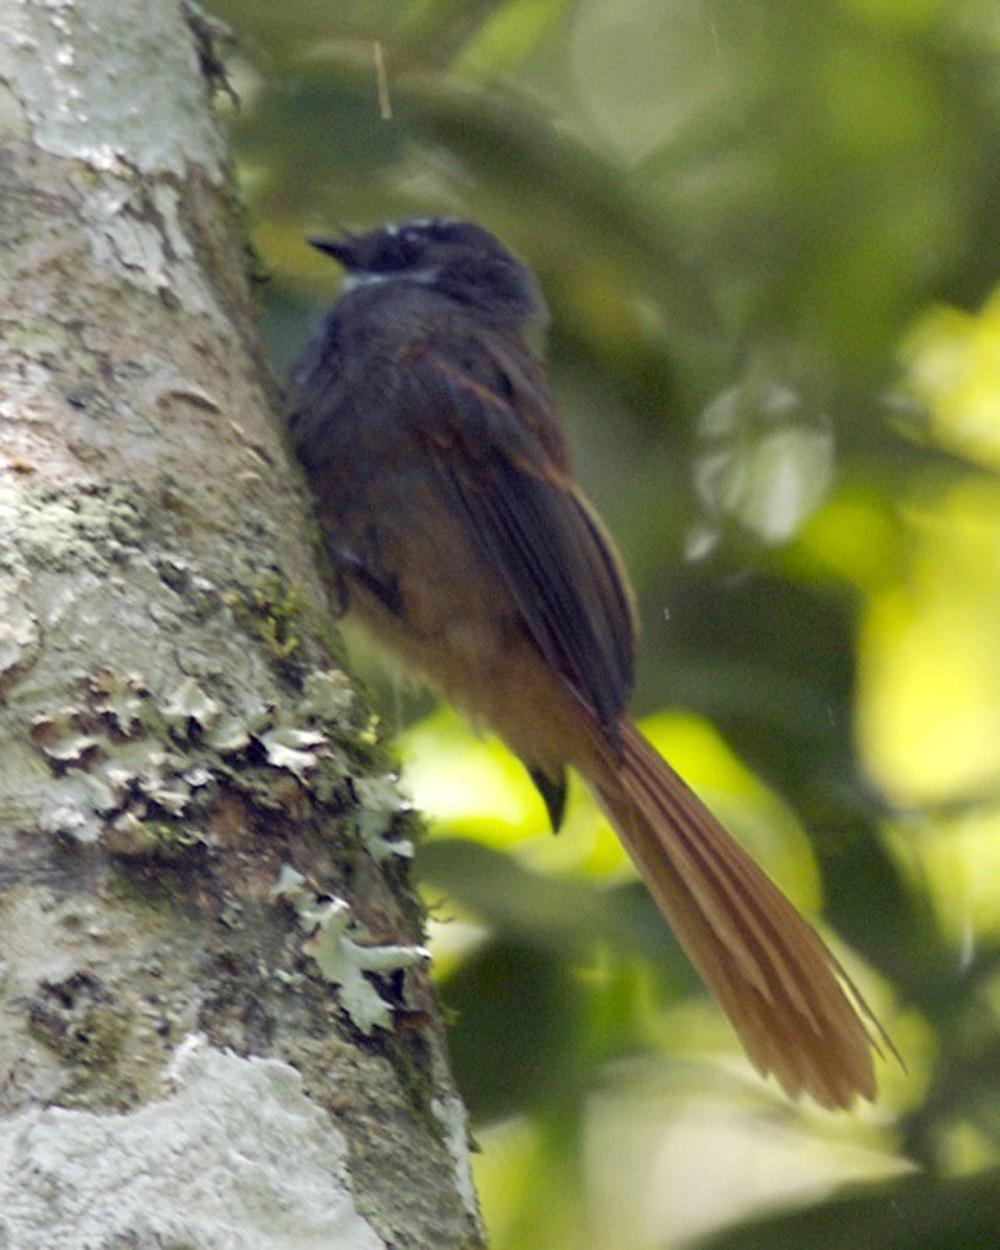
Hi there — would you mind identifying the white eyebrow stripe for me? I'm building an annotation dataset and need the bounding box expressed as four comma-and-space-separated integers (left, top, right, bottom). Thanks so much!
343, 267, 440, 291
382, 217, 438, 239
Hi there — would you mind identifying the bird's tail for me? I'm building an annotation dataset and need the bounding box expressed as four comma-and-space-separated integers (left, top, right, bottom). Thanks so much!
587, 717, 896, 1108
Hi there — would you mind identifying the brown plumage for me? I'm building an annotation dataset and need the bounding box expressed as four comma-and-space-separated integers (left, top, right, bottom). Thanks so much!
593, 720, 895, 1107
288, 217, 897, 1107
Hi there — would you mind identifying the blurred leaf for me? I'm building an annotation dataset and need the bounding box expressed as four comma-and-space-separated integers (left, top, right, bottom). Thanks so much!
569, 0, 735, 164
692, 1168, 1000, 1250
857, 480, 1000, 807
442, 939, 586, 1122
402, 706, 547, 844
474, 1108, 590, 1250
902, 285, 1000, 471
454, 0, 575, 79
417, 837, 621, 953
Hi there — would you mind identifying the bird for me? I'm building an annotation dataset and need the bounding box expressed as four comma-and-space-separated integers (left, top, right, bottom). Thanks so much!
285, 217, 895, 1108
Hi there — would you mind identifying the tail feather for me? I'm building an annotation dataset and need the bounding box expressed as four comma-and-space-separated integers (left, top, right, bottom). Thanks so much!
591, 718, 897, 1109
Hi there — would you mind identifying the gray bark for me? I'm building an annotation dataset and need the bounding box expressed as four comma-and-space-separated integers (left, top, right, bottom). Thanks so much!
0, 2, 482, 1247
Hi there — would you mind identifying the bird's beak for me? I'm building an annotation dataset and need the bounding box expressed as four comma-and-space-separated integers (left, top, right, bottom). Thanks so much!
307, 234, 359, 267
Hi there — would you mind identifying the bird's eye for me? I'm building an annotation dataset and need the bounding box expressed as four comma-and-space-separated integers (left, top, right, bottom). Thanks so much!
373, 232, 422, 271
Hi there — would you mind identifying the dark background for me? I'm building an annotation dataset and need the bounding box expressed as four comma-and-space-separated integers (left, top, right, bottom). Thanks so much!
211, 1, 1000, 1245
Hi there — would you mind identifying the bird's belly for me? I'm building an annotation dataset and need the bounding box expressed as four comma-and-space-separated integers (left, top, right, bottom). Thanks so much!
351, 571, 590, 776
325, 462, 599, 774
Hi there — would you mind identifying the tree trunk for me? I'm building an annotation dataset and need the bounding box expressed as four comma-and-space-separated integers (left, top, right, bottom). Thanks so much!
0, 3, 482, 1246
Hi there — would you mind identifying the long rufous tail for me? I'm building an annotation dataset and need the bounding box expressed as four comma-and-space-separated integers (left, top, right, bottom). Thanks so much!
589, 718, 897, 1109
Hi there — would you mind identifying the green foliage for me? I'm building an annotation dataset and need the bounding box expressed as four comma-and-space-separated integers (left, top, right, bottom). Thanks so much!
697, 1169, 1000, 1250
212, 0, 1000, 1245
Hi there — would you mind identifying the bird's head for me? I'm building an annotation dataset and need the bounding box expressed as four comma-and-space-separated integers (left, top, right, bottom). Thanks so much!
309, 218, 546, 327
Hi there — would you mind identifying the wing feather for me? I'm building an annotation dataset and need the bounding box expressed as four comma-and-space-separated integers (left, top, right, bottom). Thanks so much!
401, 332, 636, 729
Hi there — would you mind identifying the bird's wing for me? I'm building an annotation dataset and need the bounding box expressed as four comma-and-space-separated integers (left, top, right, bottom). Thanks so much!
398, 329, 637, 731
